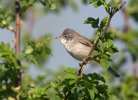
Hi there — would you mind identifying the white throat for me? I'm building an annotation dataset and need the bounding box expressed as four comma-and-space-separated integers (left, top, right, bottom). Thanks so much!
60, 38, 67, 44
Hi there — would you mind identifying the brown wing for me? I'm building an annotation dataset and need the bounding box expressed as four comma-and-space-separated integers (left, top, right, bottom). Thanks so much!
77, 35, 93, 47
77, 35, 100, 52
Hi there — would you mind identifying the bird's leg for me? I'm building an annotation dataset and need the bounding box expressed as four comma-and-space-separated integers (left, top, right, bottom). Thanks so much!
78, 56, 92, 75
83, 57, 88, 64
79, 57, 87, 67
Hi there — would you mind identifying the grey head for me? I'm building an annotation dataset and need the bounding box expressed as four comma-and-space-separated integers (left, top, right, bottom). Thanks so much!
55, 28, 79, 43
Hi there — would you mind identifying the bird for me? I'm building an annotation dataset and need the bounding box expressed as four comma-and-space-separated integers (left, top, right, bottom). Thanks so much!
55, 28, 120, 78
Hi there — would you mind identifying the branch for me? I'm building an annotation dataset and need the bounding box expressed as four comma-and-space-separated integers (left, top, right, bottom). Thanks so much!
15, 0, 22, 92
15, 0, 20, 54
121, 1, 130, 32
78, 1, 126, 76
11, 28, 16, 34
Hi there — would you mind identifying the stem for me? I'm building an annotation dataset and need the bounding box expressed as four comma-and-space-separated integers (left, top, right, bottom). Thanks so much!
121, 1, 130, 32
15, 0, 20, 54
15, 0, 21, 91
78, 2, 126, 76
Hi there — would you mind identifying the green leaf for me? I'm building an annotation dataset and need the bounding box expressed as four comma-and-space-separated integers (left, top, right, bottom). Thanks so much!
50, 82, 56, 88
108, 0, 117, 8
92, 87, 98, 94
84, 17, 99, 28
100, 17, 108, 31
5, 43, 10, 50
93, 0, 103, 8
110, 45, 119, 53
71, 87, 76, 93
92, 50, 100, 57
26, 54, 37, 65
116, 0, 121, 4
50, 3, 56, 10
6, 16, 14, 22
108, 39, 114, 48
12, 58, 21, 69
77, 86, 84, 91
109, 33, 115, 39
25, 46, 33, 54
89, 0, 98, 4
39, 0, 46, 6
88, 73, 105, 83
65, 74, 76, 79
88, 89, 95, 99
16, 53, 26, 60
58, 75, 62, 82
2, 20, 6, 25
28, 0, 36, 4
69, 79, 75, 85
100, 58, 109, 69
103, 1, 110, 14
103, 41, 108, 48
20, 0, 27, 7
64, 67, 77, 74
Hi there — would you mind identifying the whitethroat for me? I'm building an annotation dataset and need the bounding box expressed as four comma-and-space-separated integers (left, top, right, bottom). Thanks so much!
55, 28, 120, 78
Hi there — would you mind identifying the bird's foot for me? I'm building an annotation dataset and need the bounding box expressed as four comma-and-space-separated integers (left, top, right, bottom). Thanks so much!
79, 57, 91, 67
83, 57, 88, 65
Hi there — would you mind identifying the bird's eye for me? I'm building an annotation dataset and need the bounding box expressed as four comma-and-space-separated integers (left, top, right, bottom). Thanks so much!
64, 35, 67, 37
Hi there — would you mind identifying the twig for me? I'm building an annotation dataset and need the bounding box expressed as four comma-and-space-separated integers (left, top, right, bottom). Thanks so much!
15, 0, 21, 92
121, 1, 137, 75
121, 0, 130, 32
11, 28, 16, 34
78, 1, 126, 76
15, 0, 20, 54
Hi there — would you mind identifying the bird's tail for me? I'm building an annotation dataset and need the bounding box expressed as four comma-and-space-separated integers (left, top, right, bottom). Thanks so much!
107, 67, 120, 78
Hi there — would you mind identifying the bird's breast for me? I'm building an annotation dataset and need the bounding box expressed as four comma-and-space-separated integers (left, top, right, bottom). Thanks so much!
63, 41, 91, 61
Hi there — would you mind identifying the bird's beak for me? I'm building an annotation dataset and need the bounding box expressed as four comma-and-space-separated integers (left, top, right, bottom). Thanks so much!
55, 36, 62, 40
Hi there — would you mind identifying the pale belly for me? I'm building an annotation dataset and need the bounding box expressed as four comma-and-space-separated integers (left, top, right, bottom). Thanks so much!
64, 42, 91, 61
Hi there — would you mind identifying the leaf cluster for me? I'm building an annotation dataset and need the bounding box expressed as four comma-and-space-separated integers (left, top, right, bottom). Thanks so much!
0, 42, 20, 99
0, 36, 51, 99
84, 0, 121, 70
49, 67, 112, 100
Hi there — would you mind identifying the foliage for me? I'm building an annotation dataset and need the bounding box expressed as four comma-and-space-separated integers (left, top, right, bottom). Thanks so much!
0, 37, 51, 99
84, 0, 120, 69
18, 68, 112, 100
0, 0, 138, 100
0, 0, 78, 30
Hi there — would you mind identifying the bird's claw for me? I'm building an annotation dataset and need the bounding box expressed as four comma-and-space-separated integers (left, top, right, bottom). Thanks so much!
83, 57, 88, 64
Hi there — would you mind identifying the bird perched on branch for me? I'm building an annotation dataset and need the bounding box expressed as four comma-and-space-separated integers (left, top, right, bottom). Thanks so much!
55, 28, 120, 78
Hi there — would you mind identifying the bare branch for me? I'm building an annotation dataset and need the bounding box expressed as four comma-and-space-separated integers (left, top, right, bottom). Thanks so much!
11, 28, 16, 34
14, 0, 22, 92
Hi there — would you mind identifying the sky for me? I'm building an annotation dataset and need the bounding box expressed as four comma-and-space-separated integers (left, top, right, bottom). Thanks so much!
0, 0, 136, 76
